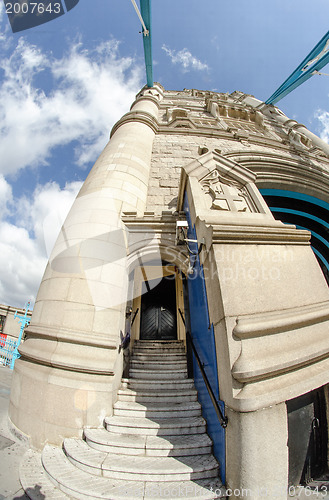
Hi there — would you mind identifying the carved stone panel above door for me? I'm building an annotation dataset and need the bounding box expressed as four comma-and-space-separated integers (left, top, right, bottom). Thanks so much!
177, 149, 275, 221
199, 169, 253, 213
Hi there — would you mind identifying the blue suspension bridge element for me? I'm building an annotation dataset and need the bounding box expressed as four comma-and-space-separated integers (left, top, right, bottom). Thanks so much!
266, 29, 329, 105
130, 0, 153, 87
260, 189, 329, 281
10, 302, 31, 369
140, 0, 153, 87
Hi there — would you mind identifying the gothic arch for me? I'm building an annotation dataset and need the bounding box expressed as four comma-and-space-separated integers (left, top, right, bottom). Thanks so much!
222, 151, 329, 283
223, 150, 329, 203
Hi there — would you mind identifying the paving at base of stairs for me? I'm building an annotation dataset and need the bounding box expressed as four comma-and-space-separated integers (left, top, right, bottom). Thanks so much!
0, 366, 29, 499
1, 343, 329, 500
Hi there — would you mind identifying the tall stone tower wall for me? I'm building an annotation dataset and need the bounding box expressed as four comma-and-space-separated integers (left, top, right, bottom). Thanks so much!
9, 84, 329, 498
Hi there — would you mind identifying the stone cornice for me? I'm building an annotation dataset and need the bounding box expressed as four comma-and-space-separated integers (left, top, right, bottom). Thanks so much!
122, 214, 177, 232
232, 326, 329, 384
110, 111, 159, 137
156, 123, 318, 158
24, 324, 118, 349
233, 301, 329, 339
227, 301, 329, 411
211, 223, 310, 245
130, 94, 161, 111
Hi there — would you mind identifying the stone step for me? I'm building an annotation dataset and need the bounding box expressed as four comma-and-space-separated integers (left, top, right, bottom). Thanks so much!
133, 348, 186, 356
130, 360, 187, 371
129, 368, 188, 380
113, 400, 201, 418
117, 387, 198, 403
133, 341, 185, 355
63, 439, 220, 482
39, 445, 225, 499
104, 415, 207, 436
132, 353, 187, 362
84, 428, 212, 456
20, 449, 71, 500
134, 340, 184, 347
122, 377, 195, 391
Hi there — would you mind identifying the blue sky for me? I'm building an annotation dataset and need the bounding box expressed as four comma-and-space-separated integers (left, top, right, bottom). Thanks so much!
1, 0, 329, 308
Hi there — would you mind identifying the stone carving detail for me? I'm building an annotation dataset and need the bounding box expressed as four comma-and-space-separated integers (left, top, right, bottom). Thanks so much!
167, 107, 187, 119
138, 88, 162, 101
287, 128, 312, 149
200, 170, 252, 212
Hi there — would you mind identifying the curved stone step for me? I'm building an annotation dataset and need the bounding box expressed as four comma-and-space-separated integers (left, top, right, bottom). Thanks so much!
129, 368, 188, 380
133, 348, 186, 355
130, 360, 187, 370
117, 387, 198, 403
134, 340, 184, 347
122, 377, 195, 391
144, 479, 226, 499
104, 415, 207, 436
63, 439, 219, 481
132, 353, 187, 362
133, 343, 185, 354
20, 449, 71, 500
84, 428, 212, 456
42, 444, 145, 499
40, 444, 225, 499
113, 400, 201, 418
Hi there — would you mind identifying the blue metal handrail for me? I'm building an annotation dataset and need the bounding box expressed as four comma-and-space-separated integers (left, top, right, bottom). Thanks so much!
178, 308, 228, 428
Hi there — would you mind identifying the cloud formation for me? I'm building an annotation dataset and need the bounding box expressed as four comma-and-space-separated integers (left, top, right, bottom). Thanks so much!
0, 180, 82, 307
162, 44, 209, 72
0, 38, 142, 175
0, 32, 143, 307
316, 109, 329, 143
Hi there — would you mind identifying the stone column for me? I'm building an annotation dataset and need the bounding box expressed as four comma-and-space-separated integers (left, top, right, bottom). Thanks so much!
9, 85, 162, 448
226, 404, 288, 500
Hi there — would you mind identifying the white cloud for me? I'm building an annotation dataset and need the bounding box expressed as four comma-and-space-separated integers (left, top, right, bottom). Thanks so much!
162, 44, 209, 72
0, 174, 13, 220
0, 38, 143, 175
0, 181, 82, 308
315, 109, 329, 143
0, 33, 144, 307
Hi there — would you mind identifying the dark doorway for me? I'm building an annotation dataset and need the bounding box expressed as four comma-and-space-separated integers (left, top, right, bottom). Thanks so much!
140, 275, 177, 340
287, 388, 328, 486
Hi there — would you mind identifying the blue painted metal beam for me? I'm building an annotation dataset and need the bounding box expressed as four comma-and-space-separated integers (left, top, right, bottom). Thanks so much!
260, 189, 329, 211
140, 0, 153, 87
266, 30, 329, 105
260, 189, 329, 276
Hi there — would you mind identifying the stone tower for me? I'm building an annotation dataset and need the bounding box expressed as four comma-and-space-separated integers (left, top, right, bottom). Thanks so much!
10, 84, 329, 498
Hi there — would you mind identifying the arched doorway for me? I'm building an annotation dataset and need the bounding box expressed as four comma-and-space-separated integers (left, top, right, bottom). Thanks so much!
129, 262, 186, 345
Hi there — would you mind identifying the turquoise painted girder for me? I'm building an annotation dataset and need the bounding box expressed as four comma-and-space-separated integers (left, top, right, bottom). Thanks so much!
260, 189, 329, 211
269, 207, 329, 231
140, 0, 153, 87
260, 189, 329, 274
266, 29, 329, 105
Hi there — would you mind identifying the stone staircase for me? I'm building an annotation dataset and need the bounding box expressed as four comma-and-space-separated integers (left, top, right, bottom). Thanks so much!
20, 340, 225, 499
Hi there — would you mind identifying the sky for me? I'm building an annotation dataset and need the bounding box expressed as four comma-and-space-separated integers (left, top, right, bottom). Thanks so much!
1, 0, 329, 308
